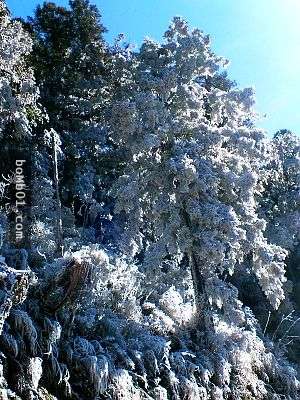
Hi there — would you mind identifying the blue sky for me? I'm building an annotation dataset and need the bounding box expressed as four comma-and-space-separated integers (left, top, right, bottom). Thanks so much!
7, 0, 300, 136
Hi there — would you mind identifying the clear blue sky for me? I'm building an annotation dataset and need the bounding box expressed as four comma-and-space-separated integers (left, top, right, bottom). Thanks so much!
7, 0, 300, 136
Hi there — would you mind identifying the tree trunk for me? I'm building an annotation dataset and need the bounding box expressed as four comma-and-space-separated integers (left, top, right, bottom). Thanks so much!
52, 130, 63, 257
189, 251, 205, 307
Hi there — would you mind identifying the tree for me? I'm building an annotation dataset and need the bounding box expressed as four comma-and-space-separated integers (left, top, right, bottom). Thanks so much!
0, 0, 43, 251
27, 1, 114, 234
28, 0, 107, 131
110, 18, 287, 321
263, 130, 300, 252
0, 0, 41, 141
262, 130, 300, 314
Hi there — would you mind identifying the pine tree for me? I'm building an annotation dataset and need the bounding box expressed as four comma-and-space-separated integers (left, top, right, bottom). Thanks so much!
263, 130, 300, 252
0, 0, 43, 250
110, 18, 287, 319
0, 0, 41, 141
28, 0, 107, 131
27, 1, 114, 238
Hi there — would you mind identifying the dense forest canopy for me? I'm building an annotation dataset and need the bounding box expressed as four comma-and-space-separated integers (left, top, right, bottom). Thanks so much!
0, 1, 299, 399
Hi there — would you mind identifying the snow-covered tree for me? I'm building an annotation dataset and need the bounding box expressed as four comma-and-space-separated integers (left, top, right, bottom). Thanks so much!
259, 130, 300, 339
0, 0, 41, 141
263, 130, 300, 252
110, 17, 287, 317
0, 0, 44, 252
27, 1, 116, 238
